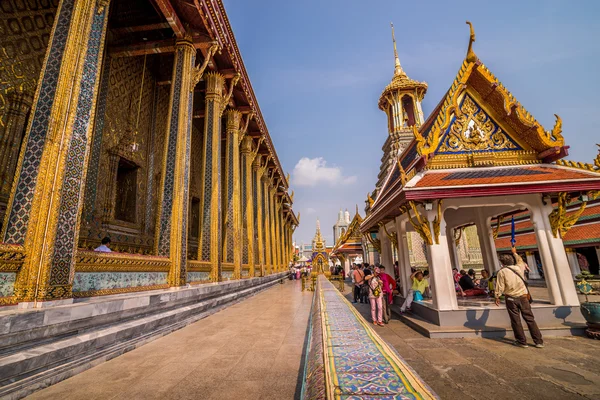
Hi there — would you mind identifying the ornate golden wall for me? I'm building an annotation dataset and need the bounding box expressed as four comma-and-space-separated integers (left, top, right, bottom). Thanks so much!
0, 0, 58, 128
79, 55, 171, 254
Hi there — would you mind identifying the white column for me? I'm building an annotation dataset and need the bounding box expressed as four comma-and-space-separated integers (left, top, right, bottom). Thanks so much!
565, 249, 581, 278
425, 204, 458, 311
596, 247, 600, 267
379, 228, 393, 268
446, 226, 461, 271
537, 198, 579, 306
475, 209, 501, 273
525, 251, 542, 280
395, 217, 412, 298
530, 205, 563, 305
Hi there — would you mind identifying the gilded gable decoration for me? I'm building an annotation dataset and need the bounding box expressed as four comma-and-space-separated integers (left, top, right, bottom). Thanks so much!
437, 95, 520, 154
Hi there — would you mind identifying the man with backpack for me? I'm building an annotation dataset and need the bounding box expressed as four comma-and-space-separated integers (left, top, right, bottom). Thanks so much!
495, 247, 544, 348
352, 264, 365, 303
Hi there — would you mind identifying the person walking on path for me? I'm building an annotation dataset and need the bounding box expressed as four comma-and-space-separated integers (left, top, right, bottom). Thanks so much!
495, 247, 544, 348
352, 264, 365, 303
378, 265, 396, 323
366, 267, 384, 326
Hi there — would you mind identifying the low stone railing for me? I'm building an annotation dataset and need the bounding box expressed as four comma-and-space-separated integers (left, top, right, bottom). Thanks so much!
73, 250, 171, 297
301, 275, 437, 399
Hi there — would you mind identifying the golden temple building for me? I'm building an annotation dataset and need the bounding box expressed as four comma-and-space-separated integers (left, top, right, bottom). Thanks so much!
0, 0, 298, 305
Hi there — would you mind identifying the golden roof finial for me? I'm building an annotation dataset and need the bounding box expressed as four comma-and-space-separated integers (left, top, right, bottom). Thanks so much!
391, 22, 405, 77
465, 21, 477, 63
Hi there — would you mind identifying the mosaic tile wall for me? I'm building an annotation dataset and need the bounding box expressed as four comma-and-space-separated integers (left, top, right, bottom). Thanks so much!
222, 270, 234, 281
82, 56, 111, 222
144, 85, 159, 234
189, 123, 203, 198
94, 56, 155, 229
73, 271, 167, 293
224, 135, 234, 263
156, 49, 184, 256
200, 101, 218, 262
261, 180, 267, 263
253, 170, 259, 263
50, 5, 109, 287
241, 158, 248, 264
0, 272, 15, 297
187, 271, 210, 282
0, 0, 58, 129
3, 0, 74, 244
178, 89, 194, 278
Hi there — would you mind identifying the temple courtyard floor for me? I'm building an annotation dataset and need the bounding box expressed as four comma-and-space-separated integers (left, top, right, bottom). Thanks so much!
26, 280, 600, 400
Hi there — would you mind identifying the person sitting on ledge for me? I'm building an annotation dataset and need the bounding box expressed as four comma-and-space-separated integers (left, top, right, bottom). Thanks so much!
478, 269, 490, 293
458, 269, 486, 297
400, 270, 429, 313
94, 237, 112, 253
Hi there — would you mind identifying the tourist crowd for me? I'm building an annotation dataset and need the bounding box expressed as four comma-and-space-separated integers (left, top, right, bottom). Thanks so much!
348, 246, 544, 348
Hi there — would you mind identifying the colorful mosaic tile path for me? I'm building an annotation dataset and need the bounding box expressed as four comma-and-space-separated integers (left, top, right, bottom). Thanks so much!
318, 276, 437, 399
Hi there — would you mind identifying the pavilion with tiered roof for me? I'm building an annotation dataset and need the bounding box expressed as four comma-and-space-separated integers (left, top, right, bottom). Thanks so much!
361, 22, 600, 334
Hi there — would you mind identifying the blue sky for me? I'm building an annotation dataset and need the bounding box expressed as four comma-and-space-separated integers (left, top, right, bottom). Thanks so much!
223, 0, 600, 245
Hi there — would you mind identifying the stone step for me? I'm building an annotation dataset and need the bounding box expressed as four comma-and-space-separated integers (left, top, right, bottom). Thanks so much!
391, 304, 586, 339
0, 273, 286, 400
0, 274, 285, 353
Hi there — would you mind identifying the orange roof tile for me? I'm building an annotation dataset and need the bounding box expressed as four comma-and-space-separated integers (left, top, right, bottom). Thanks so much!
414, 166, 599, 188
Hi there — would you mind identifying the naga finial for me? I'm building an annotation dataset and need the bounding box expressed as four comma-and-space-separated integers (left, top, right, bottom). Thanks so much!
465, 21, 477, 63
367, 192, 375, 207
412, 124, 426, 154
595, 144, 600, 170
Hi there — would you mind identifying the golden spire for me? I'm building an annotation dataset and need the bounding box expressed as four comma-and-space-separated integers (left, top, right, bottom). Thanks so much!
465, 21, 477, 63
391, 22, 405, 77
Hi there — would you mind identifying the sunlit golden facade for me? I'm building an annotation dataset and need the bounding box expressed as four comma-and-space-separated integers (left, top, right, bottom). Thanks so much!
0, 0, 297, 305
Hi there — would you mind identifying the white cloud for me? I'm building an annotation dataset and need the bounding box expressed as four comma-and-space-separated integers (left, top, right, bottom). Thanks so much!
306, 207, 316, 215
292, 157, 357, 187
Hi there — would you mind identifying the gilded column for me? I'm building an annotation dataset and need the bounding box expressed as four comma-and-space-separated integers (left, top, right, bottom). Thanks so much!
269, 182, 277, 273
5, 0, 111, 301
198, 72, 225, 282
276, 199, 283, 271
222, 109, 242, 279
262, 173, 272, 274
155, 38, 196, 286
253, 156, 266, 276
241, 136, 255, 277
282, 215, 288, 268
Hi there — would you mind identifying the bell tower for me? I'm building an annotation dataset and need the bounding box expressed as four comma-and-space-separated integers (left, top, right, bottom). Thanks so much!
378, 23, 428, 156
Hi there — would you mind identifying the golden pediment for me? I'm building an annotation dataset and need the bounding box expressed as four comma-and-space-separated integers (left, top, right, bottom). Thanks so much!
437, 95, 520, 154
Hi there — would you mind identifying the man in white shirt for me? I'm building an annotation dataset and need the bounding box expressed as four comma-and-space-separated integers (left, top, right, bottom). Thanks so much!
94, 237, 112, 252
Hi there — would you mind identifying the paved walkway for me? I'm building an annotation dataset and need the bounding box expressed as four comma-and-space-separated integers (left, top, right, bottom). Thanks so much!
346, 290, 600, 400
28, 280, 312, 400
26, 278, 600, 400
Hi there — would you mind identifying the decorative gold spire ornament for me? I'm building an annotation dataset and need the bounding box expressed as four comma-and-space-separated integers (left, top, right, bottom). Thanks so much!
391, 22, 405, 77
465, 21, 477, 63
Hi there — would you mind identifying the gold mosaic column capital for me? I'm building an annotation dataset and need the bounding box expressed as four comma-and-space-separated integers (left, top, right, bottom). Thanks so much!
205, 72, 225, 98
224, 108, 243, 130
